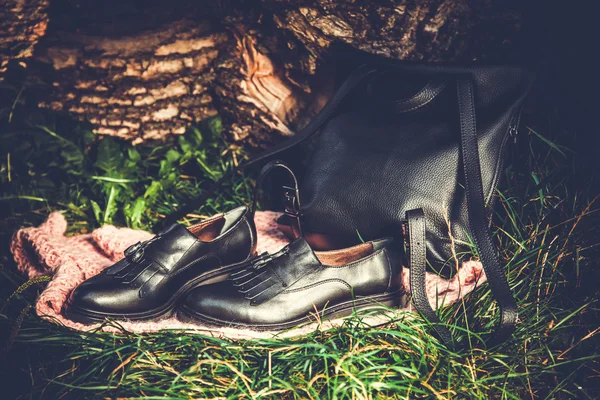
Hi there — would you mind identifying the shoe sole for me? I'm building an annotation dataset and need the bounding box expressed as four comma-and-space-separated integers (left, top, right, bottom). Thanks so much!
178, 290, 408, 331
63, 259, 254, 325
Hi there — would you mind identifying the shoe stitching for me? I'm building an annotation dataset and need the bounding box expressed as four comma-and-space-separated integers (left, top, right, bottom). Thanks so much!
168, 239, 198, 274
270, 266, 287, 287
243, 217, 256, 257
383, 249, 393, 292
282, 278, 352, 293
168, 253, 222, 277
138, 267, 162, 297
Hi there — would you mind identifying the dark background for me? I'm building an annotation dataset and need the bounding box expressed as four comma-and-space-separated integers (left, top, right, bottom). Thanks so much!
524, 2, 599, 192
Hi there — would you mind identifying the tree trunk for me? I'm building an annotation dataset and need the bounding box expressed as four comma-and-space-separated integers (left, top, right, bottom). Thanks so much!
2, 0, 524, 148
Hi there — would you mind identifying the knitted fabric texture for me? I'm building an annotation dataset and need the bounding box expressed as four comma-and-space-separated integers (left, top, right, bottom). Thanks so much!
10, 211, 486, 339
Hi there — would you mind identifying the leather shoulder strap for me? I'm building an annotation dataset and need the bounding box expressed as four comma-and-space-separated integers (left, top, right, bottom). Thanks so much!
406, 208, 454, 345
456, 78, 518, 344
407, 78, 518, 346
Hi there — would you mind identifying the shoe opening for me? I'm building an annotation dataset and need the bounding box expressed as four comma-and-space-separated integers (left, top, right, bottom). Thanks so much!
314, 242, 374, 267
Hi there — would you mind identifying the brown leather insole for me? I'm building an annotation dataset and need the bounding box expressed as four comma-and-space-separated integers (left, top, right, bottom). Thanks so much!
188, 216, 226, 242
315, 242, 374, 267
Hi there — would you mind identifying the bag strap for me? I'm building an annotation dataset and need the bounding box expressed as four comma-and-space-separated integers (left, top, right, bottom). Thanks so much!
251, 160, 303, 238
405, 208, 455, 344
406, 78, 518, 346
456, 78, 519, 343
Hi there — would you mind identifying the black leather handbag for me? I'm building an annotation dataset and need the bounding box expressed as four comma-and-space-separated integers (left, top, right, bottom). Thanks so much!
244, 59, 535, 344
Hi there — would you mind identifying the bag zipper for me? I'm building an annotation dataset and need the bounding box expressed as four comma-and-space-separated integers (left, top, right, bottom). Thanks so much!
509, 123, 518, 143
485, 106, 523, 209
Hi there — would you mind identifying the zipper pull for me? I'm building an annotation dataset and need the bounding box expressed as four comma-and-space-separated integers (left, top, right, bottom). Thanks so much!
509, 123, 518, 143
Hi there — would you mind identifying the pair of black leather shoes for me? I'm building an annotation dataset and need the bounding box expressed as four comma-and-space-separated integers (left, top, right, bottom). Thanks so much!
65, 206, 257, 323
64, 162, 406, 328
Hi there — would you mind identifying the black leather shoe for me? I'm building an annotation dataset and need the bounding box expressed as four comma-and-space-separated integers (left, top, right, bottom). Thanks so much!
64, 206, 257, 324
179, 237, 406, 330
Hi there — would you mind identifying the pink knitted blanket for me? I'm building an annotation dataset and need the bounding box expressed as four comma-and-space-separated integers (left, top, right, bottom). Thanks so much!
10, 211, 485, 339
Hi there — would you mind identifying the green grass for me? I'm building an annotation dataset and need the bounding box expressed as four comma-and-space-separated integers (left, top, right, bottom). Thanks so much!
0, 73, 599, 399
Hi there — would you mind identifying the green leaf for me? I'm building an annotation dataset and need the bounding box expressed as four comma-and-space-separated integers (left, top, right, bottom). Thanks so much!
36, 125, 78, 149
158, 160, 172, 178
178, 136, 193, 154
356, 229, 366, 243
165, 149, 181, 163
189, 127, 203, 147
195, 156, 220, 181
531, 172, 546, 208
125, 197, 146, 228
95, 138, 122, 173
528, 127, 566, 157
208, 117, 222, 137
166, 171, 178, 184
60, 147, 84, 168
179, 152, 192, 165
90, 199, 102, 223
82, 129, 96, 146
128, 147, 141, 162
103, 185, 120, 224
91, 176, 137, 183
144, 181, 162, 201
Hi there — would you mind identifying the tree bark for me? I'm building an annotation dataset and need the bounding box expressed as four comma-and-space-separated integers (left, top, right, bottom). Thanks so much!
265, 0, 524, 75
212, 21, 334, 148
0, 0, 49, 77
35, 20, 227, 143
2, 0, 524, 148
